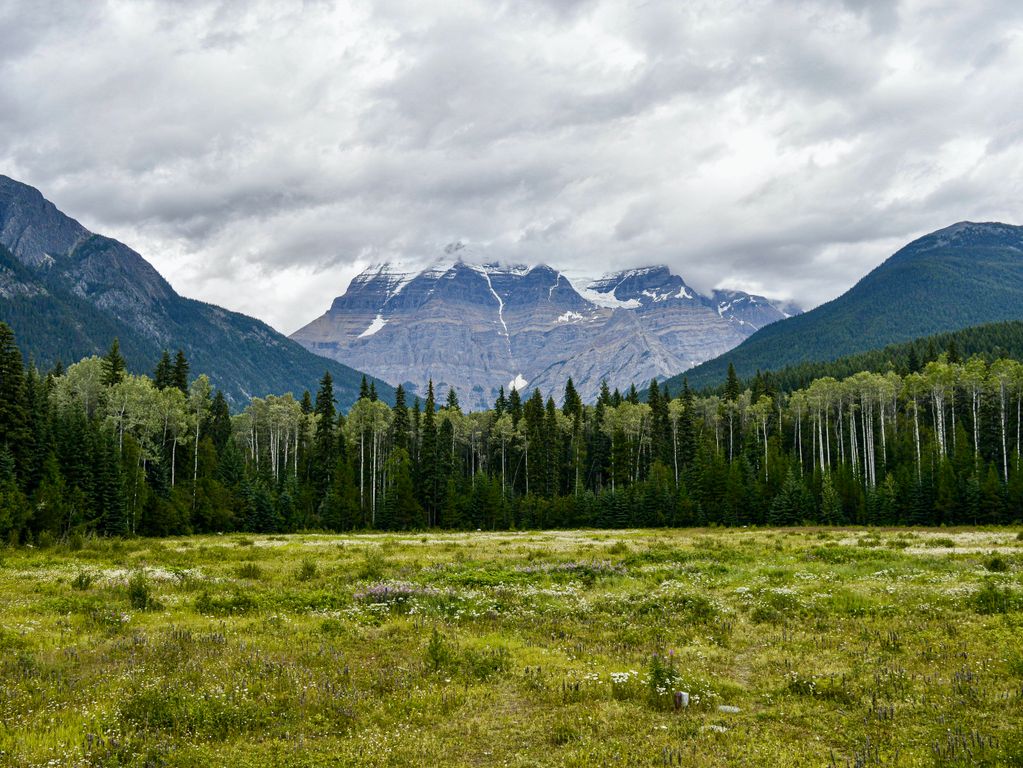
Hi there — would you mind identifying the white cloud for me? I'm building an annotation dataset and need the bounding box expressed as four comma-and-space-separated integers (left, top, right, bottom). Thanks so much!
1, 0, 1022, 332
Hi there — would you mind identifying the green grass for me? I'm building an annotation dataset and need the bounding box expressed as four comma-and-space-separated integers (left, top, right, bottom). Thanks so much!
1, 527, 1022, 767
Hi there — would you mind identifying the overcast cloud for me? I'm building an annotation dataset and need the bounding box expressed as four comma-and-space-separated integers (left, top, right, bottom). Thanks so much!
2, 0, 1022, 332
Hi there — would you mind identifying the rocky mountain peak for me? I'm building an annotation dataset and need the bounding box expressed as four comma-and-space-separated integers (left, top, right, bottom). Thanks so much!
292, 252, 798, 408
0, 175, 90, 268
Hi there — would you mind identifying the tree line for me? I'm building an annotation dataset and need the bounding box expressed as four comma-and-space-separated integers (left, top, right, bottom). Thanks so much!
0, 321, 1021, 542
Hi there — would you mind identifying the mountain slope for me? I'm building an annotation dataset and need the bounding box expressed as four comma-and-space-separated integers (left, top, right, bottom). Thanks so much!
666, 222, 1023, 391
291, 254, 794, 408
738, 320, 1023, 395
0, 175, 391, 408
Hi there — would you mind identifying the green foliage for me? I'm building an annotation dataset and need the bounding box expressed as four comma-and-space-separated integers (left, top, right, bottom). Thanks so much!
127, 570, 155, 610
970, 581, 1019, 614
295, 557, 318, 582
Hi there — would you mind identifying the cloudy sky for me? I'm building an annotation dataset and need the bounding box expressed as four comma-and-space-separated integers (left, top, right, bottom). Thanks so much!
2, 0, 1022, 333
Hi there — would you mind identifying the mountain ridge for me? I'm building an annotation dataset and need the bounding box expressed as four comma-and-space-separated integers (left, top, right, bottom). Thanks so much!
664, 220, 1023, 391
291, 255, 796, 408
0, 174, 392, 409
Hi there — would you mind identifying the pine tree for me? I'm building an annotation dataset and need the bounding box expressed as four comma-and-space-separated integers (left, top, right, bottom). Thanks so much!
0, 323, 27, 482
154, 350, 173, 389
724, 363, 740, 402
312, 372, 337, 498
562, 377, 582, 421
359, 375, 370, 401
172, 350, 189, 393
508, 387, 522, 426
391, 384, 410, 453
418, 381, 439, 525
102, 338, 126, 386
445, 387, 460, 413
383, 448, 422, 530
207, 391, 233, 451
819, 471, 842, 525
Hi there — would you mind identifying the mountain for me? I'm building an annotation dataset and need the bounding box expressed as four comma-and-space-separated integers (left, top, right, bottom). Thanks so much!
0, 175, 391, 408
290, 248, 795, 408
665, 222, 1023, 391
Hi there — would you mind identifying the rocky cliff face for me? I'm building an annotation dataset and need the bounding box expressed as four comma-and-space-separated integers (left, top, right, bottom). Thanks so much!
0, 175, 390, 408
292, 254, 797, 408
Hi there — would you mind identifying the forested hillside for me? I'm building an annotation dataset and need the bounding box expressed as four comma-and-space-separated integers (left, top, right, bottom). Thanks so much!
702, 320, 1023, 396
671, 222, 1023, 390
2, 319, 1022, 543
0, 176, 390, 409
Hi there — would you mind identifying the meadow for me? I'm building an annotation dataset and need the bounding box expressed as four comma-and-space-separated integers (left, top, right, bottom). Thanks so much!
1, 527, 1022, 767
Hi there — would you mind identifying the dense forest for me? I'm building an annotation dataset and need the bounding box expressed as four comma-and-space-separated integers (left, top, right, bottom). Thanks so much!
1, 319, 1022, 543
711, 320, 1023, 395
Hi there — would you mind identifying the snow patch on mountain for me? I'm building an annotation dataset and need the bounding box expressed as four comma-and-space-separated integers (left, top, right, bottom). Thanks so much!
573, 278, 643, 309
508, 374, 528, 392
358, 313, 388, 338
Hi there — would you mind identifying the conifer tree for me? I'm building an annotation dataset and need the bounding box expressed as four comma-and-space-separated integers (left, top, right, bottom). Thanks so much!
313, 372, 337, 497
418, 381, 439, 525
102, 338, 126, 386
390, 384, 410, 453
724, 362, 740, 402
445, 387, 460, 413
154, 350, 173, 389
0, 323, 27, 476
562, 377, 582, 421
172, 350, 189, 392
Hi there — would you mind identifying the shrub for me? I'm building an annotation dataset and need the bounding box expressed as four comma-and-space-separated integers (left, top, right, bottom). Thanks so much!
984, 555, 1009, 573
236, 562, 263, 580
296, 558, 317, 582
195, 589, 257, 616
425, 627, 454, 672
971, 581, 1019, 615
127, 571, 154, 610
72, 570, 95, 591
607, 540, 629, 555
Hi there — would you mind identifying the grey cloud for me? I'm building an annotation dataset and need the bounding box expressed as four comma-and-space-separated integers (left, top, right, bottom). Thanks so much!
0, 0, 1021, 333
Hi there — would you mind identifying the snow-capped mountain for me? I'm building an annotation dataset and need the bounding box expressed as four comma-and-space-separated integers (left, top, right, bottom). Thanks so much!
291, 251, 797, 408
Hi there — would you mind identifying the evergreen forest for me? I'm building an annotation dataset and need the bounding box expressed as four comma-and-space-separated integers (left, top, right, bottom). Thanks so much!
2, 320, 1022, 543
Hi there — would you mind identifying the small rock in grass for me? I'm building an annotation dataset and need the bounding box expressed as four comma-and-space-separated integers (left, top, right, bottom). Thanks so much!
717, 705, 741, 714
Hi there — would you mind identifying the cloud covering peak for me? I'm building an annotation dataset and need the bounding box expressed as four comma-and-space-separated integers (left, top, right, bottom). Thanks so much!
2, 0, 1021, 332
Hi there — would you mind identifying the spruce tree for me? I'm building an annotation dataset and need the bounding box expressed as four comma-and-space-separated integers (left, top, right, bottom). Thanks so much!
172, 350, 189, 392
154, 350, 173, 389
391, 384, 410, 453
0, 323, 27, 480
724, 363, 740, 402
207, 391, 233, 451
445, 387, 460, 413
562, 377, 582, 420
418, 381, 439, 525
313, 372, 337, 498
101, 338, 126, 386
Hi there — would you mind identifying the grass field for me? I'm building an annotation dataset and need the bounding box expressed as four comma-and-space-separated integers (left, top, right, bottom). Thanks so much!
1, 527, 1022, 767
